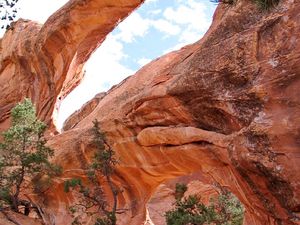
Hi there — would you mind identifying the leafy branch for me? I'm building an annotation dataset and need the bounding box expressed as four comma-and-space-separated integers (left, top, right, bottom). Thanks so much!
0, 98, 62, 221
64, 120, 124, 225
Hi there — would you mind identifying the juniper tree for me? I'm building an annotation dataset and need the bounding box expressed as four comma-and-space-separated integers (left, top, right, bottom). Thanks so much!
0, 98, 60, 216
165, 183, 244, 225
210, 0, 280, 9
64, 119, 121, 225
175, 183, 188, 201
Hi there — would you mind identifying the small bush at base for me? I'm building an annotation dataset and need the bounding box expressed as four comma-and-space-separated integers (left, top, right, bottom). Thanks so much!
165, 183, 244, 225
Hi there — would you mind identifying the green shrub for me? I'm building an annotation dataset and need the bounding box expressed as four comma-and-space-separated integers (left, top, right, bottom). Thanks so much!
0, 98, 61, 215
211, 0, 280, 9
165, 188, 244, 225
166, 195, 216, 225
64, 120, 121, 225
64, 178, 82, 193
175, 183, 188, 201
210, 0, 237, 5
254, 0, 280, 10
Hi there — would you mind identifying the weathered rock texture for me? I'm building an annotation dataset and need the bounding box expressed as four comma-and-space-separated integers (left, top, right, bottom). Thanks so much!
145, 173, 219, 225
63, 92, 106, 131
0, 0, 144, 132
0, 211, 43, 225
0, 0, 300, 224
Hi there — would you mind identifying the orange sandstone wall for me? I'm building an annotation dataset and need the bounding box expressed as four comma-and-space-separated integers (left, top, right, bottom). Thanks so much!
48, 0, 300, 224
0, 0, 145, 132
0, 0, 299, 224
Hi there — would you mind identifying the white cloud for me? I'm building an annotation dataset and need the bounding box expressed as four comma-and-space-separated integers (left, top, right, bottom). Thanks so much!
145, 0, 159, 4
148, 9, 162, 15
116, 12, 150, 43
179, 30, 204, 43
114, 11, 183, 43
0, 0, 69, 37
162, 0, 212, 48
164, 1, 210, 31
18, 0, 69, 23
151, 19, 181, 36
84, 35, 133, 87
137, 57, 152, 67
163, 42, 186, 54
57, 34, 134, 128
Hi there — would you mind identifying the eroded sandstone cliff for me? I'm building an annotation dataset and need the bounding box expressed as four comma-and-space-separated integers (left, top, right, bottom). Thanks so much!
0, 0, 299, 224
0, 0, 144, 132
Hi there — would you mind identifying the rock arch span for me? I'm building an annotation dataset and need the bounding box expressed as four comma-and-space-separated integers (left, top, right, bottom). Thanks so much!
0, 0, 299, 224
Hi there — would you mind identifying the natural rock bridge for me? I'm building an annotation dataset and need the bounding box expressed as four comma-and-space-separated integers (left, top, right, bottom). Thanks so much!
0, 0, 299, 224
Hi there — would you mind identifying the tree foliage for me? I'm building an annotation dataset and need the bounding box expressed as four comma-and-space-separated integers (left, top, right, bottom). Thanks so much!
175, 183, 188, 201
211, 0, 236, 4
211, 0, 280, 9
0, 0, 20, 30
64, 120, 121, 225
165, 183, 244, 225
254, 0, 280, 10
0, 98, 60, 216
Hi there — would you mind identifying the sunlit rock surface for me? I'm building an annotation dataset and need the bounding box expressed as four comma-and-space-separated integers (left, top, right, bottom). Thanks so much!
63, 92, 106, 131
0, 0, 144, 132
0, 212, 43, 225
0, 0, 299, 224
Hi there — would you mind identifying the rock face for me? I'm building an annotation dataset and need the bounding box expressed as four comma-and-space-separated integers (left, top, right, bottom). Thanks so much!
63, 92, 106, 131
0, 212, 43, 225
145, 173, 219, 225
0, 0, 144, 132
0, 0, 300, 225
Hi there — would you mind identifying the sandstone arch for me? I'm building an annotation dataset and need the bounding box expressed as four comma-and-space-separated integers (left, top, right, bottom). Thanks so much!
0, 0, 144, 131
0, 0, 299, 224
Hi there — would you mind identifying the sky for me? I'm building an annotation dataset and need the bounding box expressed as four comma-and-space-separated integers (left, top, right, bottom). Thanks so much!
0, 0, 217, 130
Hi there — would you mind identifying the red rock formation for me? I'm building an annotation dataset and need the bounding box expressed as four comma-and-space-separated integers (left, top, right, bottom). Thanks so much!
63, 92, 106, 131
145, 173, 219, 225
0, 0, 300, 224
0, 211, 43, 225
0, 0, 145, 132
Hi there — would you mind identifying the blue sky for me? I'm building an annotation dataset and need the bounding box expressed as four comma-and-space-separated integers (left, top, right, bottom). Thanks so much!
117, 0, 217, 72
0, 0, 217, 129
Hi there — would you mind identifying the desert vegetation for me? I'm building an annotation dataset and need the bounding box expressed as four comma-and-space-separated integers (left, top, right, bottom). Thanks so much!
0, 99, 61, 223
64, 120, 123, 225
212, 0, 280, 9
165, 183, 244, 225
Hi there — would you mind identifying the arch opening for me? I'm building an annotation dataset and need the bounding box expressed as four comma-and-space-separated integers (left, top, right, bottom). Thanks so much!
145, 172, 245, 225
56, 0, 217, 131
